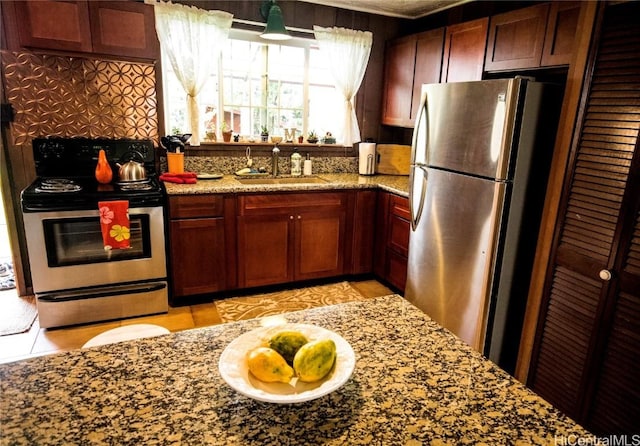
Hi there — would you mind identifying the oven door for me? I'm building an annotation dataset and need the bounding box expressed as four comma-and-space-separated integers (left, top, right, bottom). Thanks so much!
23, 206, 167, 293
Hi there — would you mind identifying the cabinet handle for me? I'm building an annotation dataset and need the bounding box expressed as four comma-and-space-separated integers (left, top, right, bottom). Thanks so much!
297, 215, 301, 219
290, 215, 294, 220
599, 269, 612, 281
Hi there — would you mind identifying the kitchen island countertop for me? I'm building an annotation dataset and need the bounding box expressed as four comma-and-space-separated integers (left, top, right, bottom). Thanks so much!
163, 173, 410, 197
0, 295, 593, 445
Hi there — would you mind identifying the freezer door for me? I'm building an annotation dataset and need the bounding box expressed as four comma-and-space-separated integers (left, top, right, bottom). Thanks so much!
405, 168, 507, 352
422, 79, 523, 180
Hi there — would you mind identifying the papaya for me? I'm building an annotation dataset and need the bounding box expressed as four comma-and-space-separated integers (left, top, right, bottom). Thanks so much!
246, 347, 294, 383
268, 331, 309, 365
292, 339, 337, 383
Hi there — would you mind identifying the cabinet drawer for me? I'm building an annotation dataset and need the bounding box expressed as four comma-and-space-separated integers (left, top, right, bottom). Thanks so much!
238, 192, 347, 216
390, 195, 410, 221
169, 195, 224, 219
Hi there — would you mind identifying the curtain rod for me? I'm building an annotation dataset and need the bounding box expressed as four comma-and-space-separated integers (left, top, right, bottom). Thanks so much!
232, 18, 315, 35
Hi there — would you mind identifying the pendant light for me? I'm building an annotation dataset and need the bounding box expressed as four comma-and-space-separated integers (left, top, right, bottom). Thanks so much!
260, 0, 291, 41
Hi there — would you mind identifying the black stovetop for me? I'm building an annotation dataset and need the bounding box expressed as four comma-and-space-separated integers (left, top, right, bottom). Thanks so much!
22, 137, 165, 212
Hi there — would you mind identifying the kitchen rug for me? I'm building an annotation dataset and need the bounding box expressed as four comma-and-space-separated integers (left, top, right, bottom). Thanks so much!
0, 262, 15, 291
0, 291, 37, 336
215, 281, 366, 323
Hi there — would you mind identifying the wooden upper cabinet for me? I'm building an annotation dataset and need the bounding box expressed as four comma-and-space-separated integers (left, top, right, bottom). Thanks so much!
10, 1, 93, 53
485, 3, 550, 71
540, 1, 580, 67
411, 29, 444, 122
382, 28, 444, 127
442, 17, 488, 83
382, 35, 416, 127
486, 2, 580, 71
89, 1, 159, 60
3, 0, 158, 60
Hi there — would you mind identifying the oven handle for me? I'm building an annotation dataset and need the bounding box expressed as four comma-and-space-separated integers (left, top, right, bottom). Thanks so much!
38, 282, 167, 303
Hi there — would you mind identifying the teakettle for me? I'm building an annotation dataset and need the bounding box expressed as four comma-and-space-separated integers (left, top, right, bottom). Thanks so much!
116, 151, 147, 182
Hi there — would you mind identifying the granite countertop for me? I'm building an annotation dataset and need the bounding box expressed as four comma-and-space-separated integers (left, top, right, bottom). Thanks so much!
163, 173, 410, 198
0, 295, 593, 445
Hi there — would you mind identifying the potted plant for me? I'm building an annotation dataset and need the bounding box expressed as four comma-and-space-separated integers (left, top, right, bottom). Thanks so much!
205, 124, 216, 142
321, 131, 336, 144
307, 130, 318, 144
260, 125, 269, 142
221, 121, 232, 142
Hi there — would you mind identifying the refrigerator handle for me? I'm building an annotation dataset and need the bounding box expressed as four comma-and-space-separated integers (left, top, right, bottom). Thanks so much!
410, 91, 428, 166
409, 164, 428, 231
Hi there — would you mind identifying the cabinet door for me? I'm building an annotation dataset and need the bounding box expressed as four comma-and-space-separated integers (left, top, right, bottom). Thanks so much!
296, 208, 346, 280
237, 214, 293, 288
387, 250, 408, 292
540, 1, 580, 67
88, 1, 159, 60
169, 218, 227, 298
373, 191, 390, 279
485, 3, 549, 71
381, 35, 416, 127
12, 0, 92, 53
442, 17, 488, 83
528, 3, 640, 434
350, 190, 377, 275
587, 204, 640, 433
411, 28, 444, 121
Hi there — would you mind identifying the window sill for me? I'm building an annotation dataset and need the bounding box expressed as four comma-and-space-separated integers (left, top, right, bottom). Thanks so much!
183, 142, 356, 156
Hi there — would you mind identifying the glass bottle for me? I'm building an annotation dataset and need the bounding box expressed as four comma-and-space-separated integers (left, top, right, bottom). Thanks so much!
291, 148, 302, 176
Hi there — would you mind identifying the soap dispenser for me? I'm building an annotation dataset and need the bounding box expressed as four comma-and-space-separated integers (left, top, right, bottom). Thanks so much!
291, 147, 302, 176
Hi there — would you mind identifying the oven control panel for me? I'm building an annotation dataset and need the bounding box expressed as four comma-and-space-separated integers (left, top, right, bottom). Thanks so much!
33, 138, 156, 178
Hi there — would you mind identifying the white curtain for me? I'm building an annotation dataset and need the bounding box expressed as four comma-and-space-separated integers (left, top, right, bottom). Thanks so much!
313, 26, 373, 146
149, 1, 233, 145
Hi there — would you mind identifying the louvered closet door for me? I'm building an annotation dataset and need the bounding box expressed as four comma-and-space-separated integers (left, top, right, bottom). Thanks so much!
528, 2, 640, 435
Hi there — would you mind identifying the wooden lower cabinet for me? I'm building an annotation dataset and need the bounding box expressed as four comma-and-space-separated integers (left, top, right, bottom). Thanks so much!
167, 194, 236, 301
237, 192, 348, 288
374, 191, 410, 292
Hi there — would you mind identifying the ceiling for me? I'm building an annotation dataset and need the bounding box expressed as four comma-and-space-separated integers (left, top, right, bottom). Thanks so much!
300, 0, 473, 19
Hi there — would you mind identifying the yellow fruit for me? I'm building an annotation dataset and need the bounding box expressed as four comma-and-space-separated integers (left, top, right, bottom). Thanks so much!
293, 339, 337, 383
246, 347, 294, 383
269, 331, 309, 365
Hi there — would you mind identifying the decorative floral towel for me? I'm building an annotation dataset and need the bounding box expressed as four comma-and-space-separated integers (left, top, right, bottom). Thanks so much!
99, 200, 131, 250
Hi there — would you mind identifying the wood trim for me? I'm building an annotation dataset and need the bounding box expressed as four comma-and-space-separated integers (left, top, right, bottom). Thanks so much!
515, 1, 600, 383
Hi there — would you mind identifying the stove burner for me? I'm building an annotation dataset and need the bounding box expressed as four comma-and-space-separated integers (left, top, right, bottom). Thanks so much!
119, 182, 154, 191
35, 179, 82, 193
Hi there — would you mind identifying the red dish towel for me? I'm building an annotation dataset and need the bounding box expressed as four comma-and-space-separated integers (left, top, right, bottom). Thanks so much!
99, 200, 131, 250
159, 172, 197, 184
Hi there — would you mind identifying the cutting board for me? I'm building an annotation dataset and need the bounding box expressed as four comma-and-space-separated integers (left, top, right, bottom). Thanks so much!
376, 144, 411, 175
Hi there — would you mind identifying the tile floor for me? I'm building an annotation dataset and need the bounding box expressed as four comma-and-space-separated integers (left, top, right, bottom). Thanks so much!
0, 280, 393, 364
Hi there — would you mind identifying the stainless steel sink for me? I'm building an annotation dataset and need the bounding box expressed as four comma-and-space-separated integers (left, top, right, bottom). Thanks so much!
236, 176, 328, 185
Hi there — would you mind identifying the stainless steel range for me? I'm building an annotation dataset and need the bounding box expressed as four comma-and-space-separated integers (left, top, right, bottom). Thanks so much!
21, 137, 168, 328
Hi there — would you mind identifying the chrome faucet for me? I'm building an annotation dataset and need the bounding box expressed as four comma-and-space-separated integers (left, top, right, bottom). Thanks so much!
272, 146, 280, 177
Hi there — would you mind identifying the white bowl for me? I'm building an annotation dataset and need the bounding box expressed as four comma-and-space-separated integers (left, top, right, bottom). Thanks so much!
218, 323, 355, 404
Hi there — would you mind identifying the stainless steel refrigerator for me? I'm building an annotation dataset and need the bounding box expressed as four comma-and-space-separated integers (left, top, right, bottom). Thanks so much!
405, 78, 561, 374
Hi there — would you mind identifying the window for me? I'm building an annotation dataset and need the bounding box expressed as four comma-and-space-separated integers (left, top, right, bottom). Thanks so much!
161, 29, 342, 144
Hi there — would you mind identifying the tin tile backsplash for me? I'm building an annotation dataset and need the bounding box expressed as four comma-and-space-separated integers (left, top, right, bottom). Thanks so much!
1, 51, 158, 146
